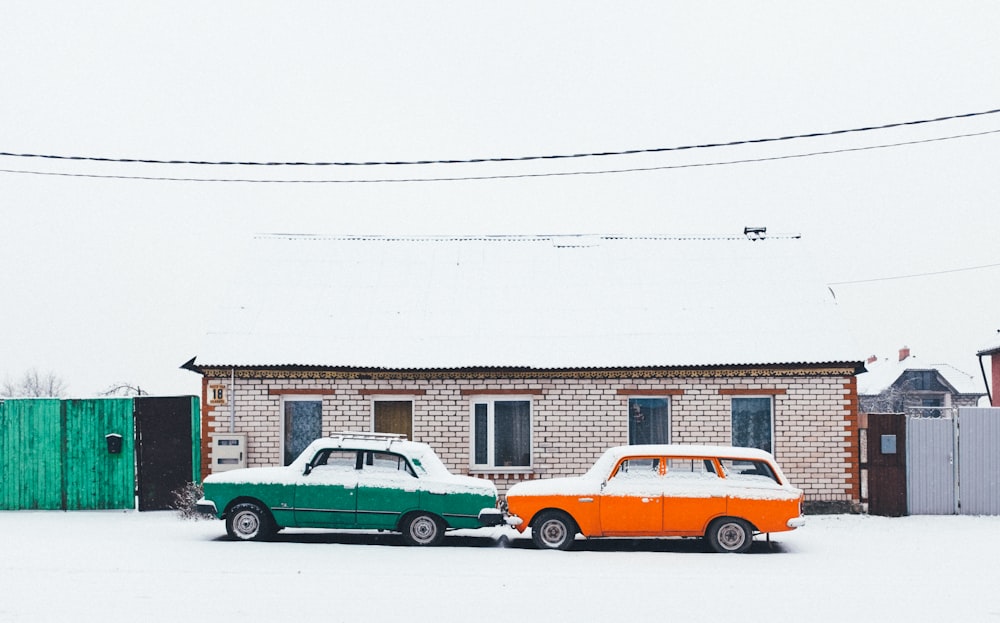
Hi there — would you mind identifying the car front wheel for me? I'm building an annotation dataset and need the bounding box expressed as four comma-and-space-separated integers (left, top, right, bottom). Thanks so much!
706, 517, 753, 553
226, 502, 274, 542
401, 512, 445, 546
531, 511, 576, 550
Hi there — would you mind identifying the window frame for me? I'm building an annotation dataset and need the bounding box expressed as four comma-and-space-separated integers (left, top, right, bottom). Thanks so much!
627, 396, 671, 445
280, 395, 324, 466
469, 396, 533, 472
730, 395, 775, 454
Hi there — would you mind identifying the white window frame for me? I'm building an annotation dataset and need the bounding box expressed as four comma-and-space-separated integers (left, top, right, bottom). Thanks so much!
730, 395, 775, 454
469, 396, 533, 472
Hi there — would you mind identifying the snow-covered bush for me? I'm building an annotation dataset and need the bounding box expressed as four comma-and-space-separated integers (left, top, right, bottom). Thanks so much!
172, 482, 205, 520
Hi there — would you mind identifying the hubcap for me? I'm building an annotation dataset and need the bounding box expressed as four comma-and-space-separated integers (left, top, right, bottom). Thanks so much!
410, 516, 437, 543
540, 519, 567, 547
718, 522, 746, 550
234, 511, 260, 538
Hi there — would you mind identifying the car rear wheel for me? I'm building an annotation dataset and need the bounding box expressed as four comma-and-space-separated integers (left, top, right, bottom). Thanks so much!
401, 512, 445, 546
531, 511, 576, 550
706, 517, 753, 553
226, 502, 274, 542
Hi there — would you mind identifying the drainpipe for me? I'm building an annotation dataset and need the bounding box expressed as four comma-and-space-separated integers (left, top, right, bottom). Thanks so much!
230, 368, 236, 433
979, 354, 993, 406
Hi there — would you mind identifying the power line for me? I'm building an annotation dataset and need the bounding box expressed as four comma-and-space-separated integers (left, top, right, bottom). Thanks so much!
0, 128, 996, 184
0, 107, 998, 168
829, 261, 1000, 286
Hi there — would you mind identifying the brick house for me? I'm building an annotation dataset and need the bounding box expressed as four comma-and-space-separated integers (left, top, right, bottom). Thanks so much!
977, 341, 1000, 407
858, 347, 986, 415
184, 233, 865, 512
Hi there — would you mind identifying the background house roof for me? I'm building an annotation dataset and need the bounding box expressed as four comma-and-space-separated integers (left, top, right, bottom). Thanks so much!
857, 353, 984, 396
193, 233, 862, 370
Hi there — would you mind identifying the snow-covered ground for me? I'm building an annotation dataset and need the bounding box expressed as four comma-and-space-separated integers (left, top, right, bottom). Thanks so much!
2, 511, 997, 622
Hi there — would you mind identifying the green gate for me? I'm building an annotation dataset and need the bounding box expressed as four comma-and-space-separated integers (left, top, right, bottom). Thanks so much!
1, 397, 198, 510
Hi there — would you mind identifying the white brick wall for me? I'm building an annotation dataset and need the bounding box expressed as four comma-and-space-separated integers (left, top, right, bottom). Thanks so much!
199, 369, 859, 509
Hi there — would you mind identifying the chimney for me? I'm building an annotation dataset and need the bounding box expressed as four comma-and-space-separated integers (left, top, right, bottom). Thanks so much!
867, 354, 878, 364
899, 346, 910, 362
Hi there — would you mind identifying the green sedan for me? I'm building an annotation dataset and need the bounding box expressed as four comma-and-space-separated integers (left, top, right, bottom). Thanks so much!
197, 433, 504, 545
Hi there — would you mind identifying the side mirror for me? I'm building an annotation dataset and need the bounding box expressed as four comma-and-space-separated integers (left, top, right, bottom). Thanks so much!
303, 462, 313, 476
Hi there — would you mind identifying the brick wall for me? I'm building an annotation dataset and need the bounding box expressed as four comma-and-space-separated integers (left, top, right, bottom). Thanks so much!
198, 367, 860, 511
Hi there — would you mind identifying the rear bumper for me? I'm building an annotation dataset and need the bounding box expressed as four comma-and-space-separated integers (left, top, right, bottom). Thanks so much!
478, 508, 522, 528
195, 498, 218, 518
787, 516, 806, 529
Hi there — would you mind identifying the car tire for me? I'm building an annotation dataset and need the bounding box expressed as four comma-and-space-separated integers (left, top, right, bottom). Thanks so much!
531, 510, 577, 550
226, 502, 275, 542
401, 512, 445, 546
706, 517, 754, 553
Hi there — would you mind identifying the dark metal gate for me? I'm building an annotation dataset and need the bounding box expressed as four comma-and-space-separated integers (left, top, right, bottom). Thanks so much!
865, 413, 908, 516
134, 396, 198, 511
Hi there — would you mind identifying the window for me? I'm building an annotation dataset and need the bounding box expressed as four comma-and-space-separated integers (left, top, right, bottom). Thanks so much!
731, 396, 772, 453
282, 397, 323, 466
373, 400, 413, 440
471, 398, 531, 469
628, 397, 670, 444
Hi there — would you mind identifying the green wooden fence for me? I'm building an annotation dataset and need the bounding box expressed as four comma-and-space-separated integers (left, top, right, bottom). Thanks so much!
1, 397, 197, 510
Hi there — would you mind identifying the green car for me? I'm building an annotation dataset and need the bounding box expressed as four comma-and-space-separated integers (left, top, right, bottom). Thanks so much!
197, 433, 505, 545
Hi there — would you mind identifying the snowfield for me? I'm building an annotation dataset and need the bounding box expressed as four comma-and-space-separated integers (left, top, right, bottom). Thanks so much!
2, 511, 998, 622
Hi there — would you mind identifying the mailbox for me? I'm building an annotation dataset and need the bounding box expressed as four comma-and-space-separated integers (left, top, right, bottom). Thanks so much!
105, 433, 123, 454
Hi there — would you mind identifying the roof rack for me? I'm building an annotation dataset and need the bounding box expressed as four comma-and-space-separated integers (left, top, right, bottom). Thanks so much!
331, 431, 408, 442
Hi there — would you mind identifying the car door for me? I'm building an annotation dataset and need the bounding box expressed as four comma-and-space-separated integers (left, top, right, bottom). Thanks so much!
661, 457, 727, 535
294, 449, 359, 527
355, 451, 421, 530
598, 457, 664, 535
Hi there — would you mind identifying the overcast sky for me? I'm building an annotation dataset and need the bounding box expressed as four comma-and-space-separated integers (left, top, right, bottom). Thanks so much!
2, 2, 999, 397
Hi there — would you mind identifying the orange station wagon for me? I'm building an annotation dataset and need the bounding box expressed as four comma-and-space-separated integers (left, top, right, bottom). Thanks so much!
505, 444, 805, 553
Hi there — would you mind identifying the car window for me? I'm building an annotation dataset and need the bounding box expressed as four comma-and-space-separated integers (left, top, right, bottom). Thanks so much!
310, 449, 359, 471
664, 458, 719, 480
610, 458, 661, 481
363, 451, 417, 478
718, 458, 780, 484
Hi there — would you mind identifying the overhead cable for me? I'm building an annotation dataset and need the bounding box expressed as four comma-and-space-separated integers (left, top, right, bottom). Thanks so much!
0, 108, 998, 167
0, 128, 996, 184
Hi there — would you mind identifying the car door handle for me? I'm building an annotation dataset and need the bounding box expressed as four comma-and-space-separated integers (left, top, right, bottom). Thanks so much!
578, 497, 594, 503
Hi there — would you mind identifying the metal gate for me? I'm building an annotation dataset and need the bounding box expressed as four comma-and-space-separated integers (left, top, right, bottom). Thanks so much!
1, 396, 199, 511
0, 398, 135, 510
134, 396, 199, 511
957, 407, 1000, 514
865, 413, 908, 517
907, 409, 956, 514
905, 407, 1000, 515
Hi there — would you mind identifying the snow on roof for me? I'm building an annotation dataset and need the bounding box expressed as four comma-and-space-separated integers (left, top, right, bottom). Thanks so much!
193, 233, 861, 370
857, 354, 985, 396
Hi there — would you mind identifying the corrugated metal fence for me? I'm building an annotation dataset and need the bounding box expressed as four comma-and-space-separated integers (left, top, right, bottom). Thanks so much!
907, 407, 1000, 515
1, 397, 198, 511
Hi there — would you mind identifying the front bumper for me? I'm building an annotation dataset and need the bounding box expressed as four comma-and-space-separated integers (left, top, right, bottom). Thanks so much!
787, 516, 806, 529
478, 508, 522, 528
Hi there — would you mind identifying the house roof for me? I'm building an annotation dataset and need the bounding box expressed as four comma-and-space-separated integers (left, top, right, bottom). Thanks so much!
857, 354, 985, 396
191, 233, 862, 371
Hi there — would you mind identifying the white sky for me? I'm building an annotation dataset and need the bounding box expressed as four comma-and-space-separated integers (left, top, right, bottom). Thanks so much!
2, 2, 999, 396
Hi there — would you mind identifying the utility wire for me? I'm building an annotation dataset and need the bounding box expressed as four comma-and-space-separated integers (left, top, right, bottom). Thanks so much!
0, 108, 998, 167
829, 261, 1000, 286
0, 128, 997, 184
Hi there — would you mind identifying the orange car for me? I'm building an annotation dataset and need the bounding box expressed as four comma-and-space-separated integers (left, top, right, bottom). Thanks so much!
505, 444, 804, 553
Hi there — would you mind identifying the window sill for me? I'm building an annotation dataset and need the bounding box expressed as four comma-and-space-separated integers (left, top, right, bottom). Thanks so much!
469, 467, 535, 477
